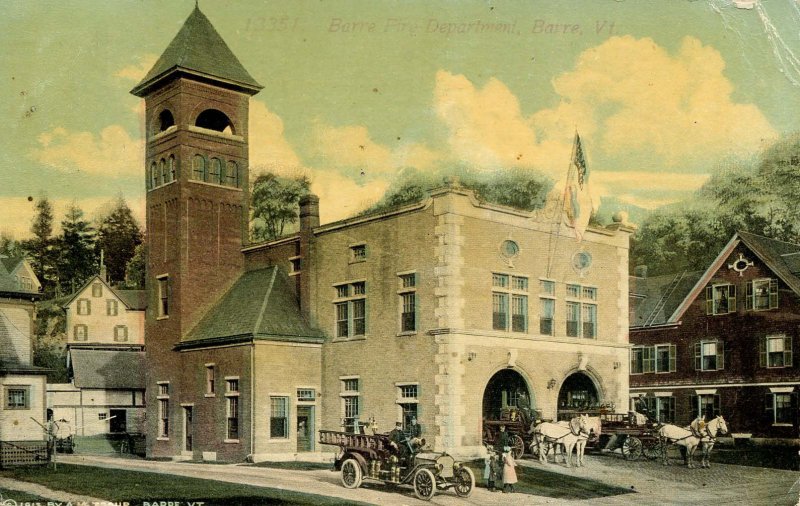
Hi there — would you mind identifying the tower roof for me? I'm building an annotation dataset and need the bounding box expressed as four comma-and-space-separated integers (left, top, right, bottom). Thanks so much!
131, 5, 262, 97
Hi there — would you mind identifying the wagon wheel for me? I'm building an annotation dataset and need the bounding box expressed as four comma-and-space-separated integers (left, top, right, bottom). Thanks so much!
453, 466, 475, 497
340, 458, 362, 489
413, 468, 436, 501
622, 436, 643, 461
511, 434, 525, 459
642, 439, 664, 460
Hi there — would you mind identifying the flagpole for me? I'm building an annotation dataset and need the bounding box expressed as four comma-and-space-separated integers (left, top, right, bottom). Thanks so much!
545, 131, 579, 279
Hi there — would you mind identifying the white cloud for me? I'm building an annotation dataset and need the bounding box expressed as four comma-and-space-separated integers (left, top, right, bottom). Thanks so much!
591, 171, 712, 209
31, 125, 143, 179
248, 100, 305, 175
310, 170, 389, 223
115, 54, 158, 82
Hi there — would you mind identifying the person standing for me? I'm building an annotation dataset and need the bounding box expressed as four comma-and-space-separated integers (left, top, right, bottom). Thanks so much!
483, 448, 498, 491
502, 446, 517, 493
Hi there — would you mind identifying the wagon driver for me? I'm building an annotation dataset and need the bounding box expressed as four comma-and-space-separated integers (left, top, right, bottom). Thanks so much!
389, 421, 411, 464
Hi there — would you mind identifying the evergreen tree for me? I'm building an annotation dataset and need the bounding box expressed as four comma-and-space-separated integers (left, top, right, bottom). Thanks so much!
57, 203, 97, 293
124, 242, 146, 289
96, 197, 143, 285
0, 233, 23, 257
21, 196, 57, 295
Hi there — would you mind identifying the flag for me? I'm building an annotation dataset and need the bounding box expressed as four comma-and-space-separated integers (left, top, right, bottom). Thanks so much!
563, 133, 593, 242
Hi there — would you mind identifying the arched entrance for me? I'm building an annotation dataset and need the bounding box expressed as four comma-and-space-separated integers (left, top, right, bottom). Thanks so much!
557, 372, 600, 419
482, 369, 532, 420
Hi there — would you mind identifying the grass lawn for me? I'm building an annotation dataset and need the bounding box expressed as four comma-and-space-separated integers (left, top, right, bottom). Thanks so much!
0, 487, 54, 503
464, 461, 634, 500
0, 464, 370, 506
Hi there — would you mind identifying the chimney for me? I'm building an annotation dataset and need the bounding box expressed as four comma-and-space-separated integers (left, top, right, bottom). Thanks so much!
99, 249, 108, 282
634, 265, 648, 278
298, 194, 319, 322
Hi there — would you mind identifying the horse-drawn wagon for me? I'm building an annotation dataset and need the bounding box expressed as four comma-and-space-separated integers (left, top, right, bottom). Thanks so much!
482, 407, 533, 459
319, 429, 474, 501
592, 412, 663, 460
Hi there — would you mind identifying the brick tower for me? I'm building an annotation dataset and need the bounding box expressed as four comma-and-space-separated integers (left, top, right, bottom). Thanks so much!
131, 5, 261, 456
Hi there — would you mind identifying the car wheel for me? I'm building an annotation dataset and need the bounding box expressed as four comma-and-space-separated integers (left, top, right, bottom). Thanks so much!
413, 468, 436, 501
341, 458, 362, 489
453, 466, 475, 497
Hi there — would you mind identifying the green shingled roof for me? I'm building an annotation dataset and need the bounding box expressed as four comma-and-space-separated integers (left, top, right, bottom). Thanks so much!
184, 267, 324, 345
131, 6, 261, 96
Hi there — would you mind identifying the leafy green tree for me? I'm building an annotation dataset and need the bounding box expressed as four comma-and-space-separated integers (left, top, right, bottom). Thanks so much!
250, 172, 311, 241
32, 300, 68, 383
124, 242, 146, 289
96, 197, 143, 285
0, 233, 23, 257
57, 204, 97, 293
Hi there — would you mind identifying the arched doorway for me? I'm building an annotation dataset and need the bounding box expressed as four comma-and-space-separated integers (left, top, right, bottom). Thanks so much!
482, 369, 532, 420
557, 372, 600, 419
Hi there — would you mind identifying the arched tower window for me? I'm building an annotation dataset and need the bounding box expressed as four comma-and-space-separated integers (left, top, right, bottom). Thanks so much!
192, 155, 207, 182
195, 109, 234, 135
148, 162, 157, 190
158, 109, 175, 133
226, 161, 239, 188
168, 155, 176, 182
209, 158, 222, 184
159, 159, 166, 186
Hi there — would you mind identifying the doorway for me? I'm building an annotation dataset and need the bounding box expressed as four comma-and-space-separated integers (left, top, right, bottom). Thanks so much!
296, 406, 314, 452
482, 369, 532, 420
184, 407, 193, 452
109, 409, 127, 433
557, 372, 600, 419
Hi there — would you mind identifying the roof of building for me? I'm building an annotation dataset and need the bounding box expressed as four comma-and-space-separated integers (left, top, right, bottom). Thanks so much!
70, 349, 145, 389
131, 6, 261, 96
116, 290, 147, 311
630, 270, 703, 327
184, 266, 324, 345
0, 256, 39, 296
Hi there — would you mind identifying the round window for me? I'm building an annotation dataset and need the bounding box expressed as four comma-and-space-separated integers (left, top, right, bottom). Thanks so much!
501, 240, 520, 258
572, 250, 593, 273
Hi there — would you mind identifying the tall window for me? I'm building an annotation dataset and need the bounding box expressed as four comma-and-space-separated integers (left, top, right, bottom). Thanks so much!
582, 303, 597, 339
157, 276, 169, 317
77, 299, 91, 315
766, 392, 795, 425
206, 365, 215, 395
341, 378, 360, 433
113, 325, 128, 342
5, 387, 29, 409
642, 396, 675, 423
270, 396, 289, 438
73, 324, 88, 341
761, 335, 792, 368
399, 273, 417, 333
334, 282, 366, 338
566, 302, 580, 337
149, 162, 157, 189
157, 382, 169, 438
567, 283, 597, 338
691, 393, 720, 419
209, 158, 222, 184
492, 274, 528, 332
539, 280, 555, 336
397, 384, 419, 430
106, 299, 118, 316
746, 278, 778, 311
226, 379, 240, 440
695, 339, 724, 371
706, 284, 736, 315
168, 155, 176, 182
630, 345, 654, 374
654, 344, 677, 373
192, 154, 207, 182
159, 159, 166, 186
226, 161, 238, 187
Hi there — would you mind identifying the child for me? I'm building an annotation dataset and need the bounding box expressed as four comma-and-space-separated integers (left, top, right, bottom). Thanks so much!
502, 446, 518, 493
483, 448, 497, 491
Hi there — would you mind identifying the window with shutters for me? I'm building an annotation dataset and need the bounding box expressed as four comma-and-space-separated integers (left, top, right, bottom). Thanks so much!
113, 325, 128, 342
492, 274, 528, 333
695, 339, 724, 371
73, 324, 88, 341
746, 278, 778, 311
106, 299, 118, 316
77, 299, 91, 315
92, 283, 103, 297
630, 345, 654, 374
654, 344, 677, 373
766, 392, 795, 425
705, 284, 736, 315
333, 281, 366, 338
760, 334, 792, 368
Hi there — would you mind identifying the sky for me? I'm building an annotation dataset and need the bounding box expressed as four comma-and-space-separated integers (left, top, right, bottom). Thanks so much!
2, 0, 799, 239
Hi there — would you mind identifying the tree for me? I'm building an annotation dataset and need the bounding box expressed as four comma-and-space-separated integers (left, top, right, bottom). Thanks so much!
124, 242, 146, 289
0, 233, 23, 257
57, 203, 97, 293
250, 172, 311, 241
21, 196, 57, 296
96, 197, 143, 285
32, 300, 68, 383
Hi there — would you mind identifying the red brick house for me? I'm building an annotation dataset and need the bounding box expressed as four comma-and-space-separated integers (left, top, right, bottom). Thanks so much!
630, 231, 800, 443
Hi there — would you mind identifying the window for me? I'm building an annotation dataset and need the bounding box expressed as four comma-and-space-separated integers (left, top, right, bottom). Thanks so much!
630, 345, 654, 374
694, 340, 724, 371
397, 384, 419, 430
539, 298, 554, 335
206, 365, 215, 395
566, 284, 581, 298
334, 282, 366, 338
582, 287, 597, 300
350, 244, 367, 262
159, 159, 166, 186
566, 301, 580, 337
226, 161, 239, 187
492, 274, 528, 333
582, 303, 596, 338
745, 278, 778, 311
691, 393, 721, 419
270, 397, 288, 438
106, 299, 118, 316
341, 378, 360, 433
77, 299, 91, 315
113, 325, 128, 342
642, 396, 675, 423
761, 335, 792, 368
157, 382, 169, 438
98, 413, 108, 421
226, 379, 240, 440
399, 273, 417, 333
766, 392, 795, 425
209, 158, 222, 184
73, 324, 88, 341
157, 276, 169, 317
168, 155, 176, 182
92, 283, 102, 297
540, 279, 555, 296
149, 162, 157, 189
289, 257, 301, 274
297, 388, 316, 402
705, 284, 736, 315
654, 344, 677, 373
5, 387, 29, 409
192, 154, 207, 181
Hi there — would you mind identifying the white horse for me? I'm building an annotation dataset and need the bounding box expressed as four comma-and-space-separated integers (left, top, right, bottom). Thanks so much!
657, 416, 728, 468
531, 415, 592, 467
